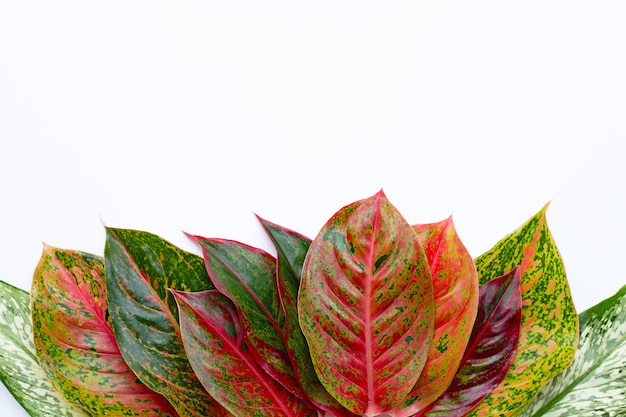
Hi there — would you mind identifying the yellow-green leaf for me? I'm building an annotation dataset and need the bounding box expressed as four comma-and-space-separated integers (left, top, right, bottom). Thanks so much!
468, 205, 579, 416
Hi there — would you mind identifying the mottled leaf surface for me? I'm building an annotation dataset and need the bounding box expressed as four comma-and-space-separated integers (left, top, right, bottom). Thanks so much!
396, 218, 479, 416
416, 268, 522, 417
519, 284, 626, 417
174, 289, 316, 417
299, 191, 435, 415
31, 246, 177, 417
258, 217, 356, 417
468, 206, 579, 416
0, 280, 90, 417
105, 228, 230, 417
191, 236, 302, 398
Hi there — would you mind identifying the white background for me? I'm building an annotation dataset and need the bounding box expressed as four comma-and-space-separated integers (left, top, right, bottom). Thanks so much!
1, 1, 625, 415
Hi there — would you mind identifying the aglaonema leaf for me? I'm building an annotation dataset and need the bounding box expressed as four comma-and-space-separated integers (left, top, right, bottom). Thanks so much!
298, 190, 435, 416
258, 217, 357, 417
519, 284, 626, 417
31, 245, 178, 417
415, 267, 522, 417
468, 205, 579, 416
190, 236, 303, 399
0, 280, 90, 417
395, 218, 479, 416
104, 228, 231, 417
173, 289, 317, 417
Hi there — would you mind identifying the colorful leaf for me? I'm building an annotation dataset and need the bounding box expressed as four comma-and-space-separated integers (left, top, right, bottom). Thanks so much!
519, 284, 626, 417
190, 236, 303, 399
0, 280, 90, 417
416, 267, 522, 417
258, 217, 357, 417
395, 218, 479, 416
298, 190, 435, 415
173, 289, 317, 417
468, 205, 579, 416
31, 245, 177, 417
104, 228, 231, 417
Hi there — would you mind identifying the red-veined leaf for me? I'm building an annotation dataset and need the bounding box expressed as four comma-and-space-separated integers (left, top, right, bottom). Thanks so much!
414, 267, 522, 417
468, 205, 579, 416
31, 245, 178, 417
298, 191, 435, 415
104, 228, 231, 417
394, 217, 479, 416
190, 236, 304, 400
258, 217, 357, 417
173, 289, 317, 417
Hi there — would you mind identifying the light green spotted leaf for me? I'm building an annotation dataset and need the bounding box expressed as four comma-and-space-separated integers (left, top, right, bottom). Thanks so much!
468, 205, 579, 416
0, 280, 90, 417
519, 284, 626, 417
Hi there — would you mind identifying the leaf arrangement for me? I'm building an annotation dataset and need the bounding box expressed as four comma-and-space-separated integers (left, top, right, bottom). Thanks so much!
0, 191, 624, 417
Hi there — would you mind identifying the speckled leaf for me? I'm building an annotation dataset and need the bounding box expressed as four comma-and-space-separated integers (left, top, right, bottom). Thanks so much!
395, 218, 479, 416
468, 205, 579, 416
190, 236, 304, 400
105, 228, 231, 417
519, 284, 626, 417
299, 191, 435, 415
0, 280, 90, 417
258, 217, 357, 417
173, 289, 317, 417
31, 246, 177, 417
416, 267, 522, 417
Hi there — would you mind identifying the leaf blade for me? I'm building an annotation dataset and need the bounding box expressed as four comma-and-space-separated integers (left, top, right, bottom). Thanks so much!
468, 205, 579, 416
299, 191, 435, 415
104, 228, 230, 417
417, 268, 522, 417
173, 289, 316, 417
31, 246, 177, 417
0, 279, 91, 417
396, 218, 479, 416
258, 217, 357, 417
519, 284, 626, 417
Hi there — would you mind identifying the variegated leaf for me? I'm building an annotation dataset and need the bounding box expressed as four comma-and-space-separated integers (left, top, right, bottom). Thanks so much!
191, 237, 303, 398
519, 284, 626, 417
416, 268, 522, 417
468, 205, 579, 416
105, 228, 231, 417
258, 217, 357, 417
31, 246, 177, 417
395, 218, 479, 416
0, 280, 90, 417
174, 289, 316, 417
299, 191, 435, 415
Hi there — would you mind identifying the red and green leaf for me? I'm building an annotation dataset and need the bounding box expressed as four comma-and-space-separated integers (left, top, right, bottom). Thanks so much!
298, 190, 435, 415
31, 245, 178, 417
468, 205, 579, 416
415, 267, 522, 417
173, 289, 317, 417
395, 217, 479, 416
190, 236, 303, 399
258, 217, 357, 417
104, 228, 231, 417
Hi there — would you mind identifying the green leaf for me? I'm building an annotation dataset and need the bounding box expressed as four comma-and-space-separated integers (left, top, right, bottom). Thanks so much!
191, 237, 303, 399
31, 246, 177, 417
173, 289, 316, 417
299, 191, 435, 415
468, 205, 579, 416
258, 217, 356, 417
104, 228, 231, 417
0, 279, 90, 417
396, 218, 479, 416
417, 268, 522, 417
519, 284, 626, 417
